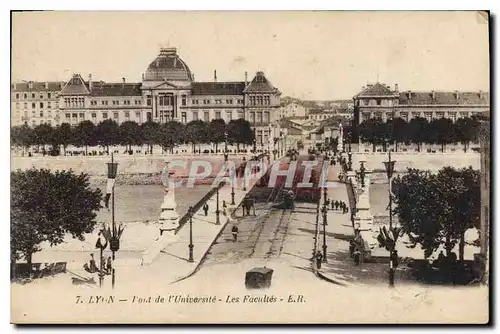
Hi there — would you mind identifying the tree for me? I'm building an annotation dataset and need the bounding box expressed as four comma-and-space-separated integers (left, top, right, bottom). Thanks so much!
96, 119, 119, 154
11, 168, 102, 272
392, 167, 480, 261
185, 120, 208, 153
429, 118, 454, 152
408, 117, 429, 152
455, 117, 480, 152
55, 123, 73, 156
359, 118, 383, 151
157, 121, 185, 154
11, 125, 34, 154
227, 118, 254, 151
140, 121, 161, 154
391, 118, 408, 152
74, 120, 96, 155
119, 121, 141, 152
209, 119, 226, 153
32, 123, 54, 155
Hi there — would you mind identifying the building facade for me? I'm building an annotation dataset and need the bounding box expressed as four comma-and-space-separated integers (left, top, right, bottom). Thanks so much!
352, 83, 490, 126
11, 47, 282, 147
279, 101, 307, 119
11, 81, 63, 127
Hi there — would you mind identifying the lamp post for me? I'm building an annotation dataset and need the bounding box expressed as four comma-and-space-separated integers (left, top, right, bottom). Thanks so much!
383, 147, 396, 287
347, 152, 353, 171
224, 132, 229, 163
242, 156, 247, 191
253, 128, 257, 159
106, 153, 120, 289
358, 161, 366, 188
215, 186, 221, 225
188, 206, 194, 262
321, 205, 328, 262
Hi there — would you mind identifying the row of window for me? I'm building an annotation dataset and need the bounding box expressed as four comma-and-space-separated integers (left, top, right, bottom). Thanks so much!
64, 111, 143, 121
362, 111, 478, 122
15, 92, 54, 100
192, 98, 244, 105
15, 102, 57, 109
249, 95, 271, 106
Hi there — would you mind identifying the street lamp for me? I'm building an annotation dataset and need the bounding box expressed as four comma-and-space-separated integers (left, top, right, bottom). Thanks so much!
188, 206, 194, 262
224, 132, 229, 163
242, 156, 247, 191
105, 153, 121, 289
215, 186, 221, 225
383, 147, 397, 287
321, 205, 328, 262
358, 161, 366, 188
347, 152, 353, 171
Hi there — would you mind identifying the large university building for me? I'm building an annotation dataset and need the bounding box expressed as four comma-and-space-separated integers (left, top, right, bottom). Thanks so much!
353, 82, 490, 125
11, 47, 282, 146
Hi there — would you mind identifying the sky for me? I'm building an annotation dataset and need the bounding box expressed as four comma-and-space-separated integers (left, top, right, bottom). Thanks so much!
11, 11, 490, 100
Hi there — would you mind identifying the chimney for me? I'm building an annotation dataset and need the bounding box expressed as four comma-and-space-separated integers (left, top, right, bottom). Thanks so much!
141, 73, 145, 81
45, 82, 49, 90
122, 77, 126, 89
88, 74, 93, 91
192, 73, 195, 81
479, 90, 483, 99
407, 90, 412, 99
28, 81, 33, 89
60, 81, 64, 89
394, 83, 399, 92
455, 90, 460, 99
245, 71, 248, 85
431, 90, 435, 99
214, 69, 217, 82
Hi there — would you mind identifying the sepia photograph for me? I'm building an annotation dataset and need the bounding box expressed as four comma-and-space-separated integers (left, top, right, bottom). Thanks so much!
9, 10, 490, 324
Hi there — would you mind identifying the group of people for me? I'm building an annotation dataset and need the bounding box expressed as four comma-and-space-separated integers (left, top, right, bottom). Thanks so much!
325, 199, 349, 214
83, 253, 113, 275
202, 201, 229, 218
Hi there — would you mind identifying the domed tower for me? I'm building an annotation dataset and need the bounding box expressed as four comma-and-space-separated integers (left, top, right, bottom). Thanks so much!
141, 47, 193, 124
144, 47, 193, 83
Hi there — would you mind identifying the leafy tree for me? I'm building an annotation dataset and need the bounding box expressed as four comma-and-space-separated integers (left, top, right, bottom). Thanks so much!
455, 117, 480, 152
430, 118, 454, 152
96, 119, 119, 154
118, 121, 141, 152
11, 168, 102, 272
185, 120, 208, 153
140, 121, 161, 154
392, 167, 480, 261
56, 123, 73, 156
209, 119, 226, 153
158, 121, 185, 153
11, 125, 34, 154
391, 117, 408, 152
227, 118, 254, 152
407, 117, 429, 152
74, 120, 96, 155
359, 118, 384, 151
32, 123, 54, 154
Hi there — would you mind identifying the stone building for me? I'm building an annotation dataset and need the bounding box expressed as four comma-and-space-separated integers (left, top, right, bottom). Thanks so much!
279, 100, 307, 119
11, 47, 282, 148
353, 82, 490, 125
11, 81, 63, 127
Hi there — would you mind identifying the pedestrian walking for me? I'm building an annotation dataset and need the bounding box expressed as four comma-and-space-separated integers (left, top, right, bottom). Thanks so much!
331, 200, 335, 210
231, 225, 239, 242
106, 256, 112, 275
349, 240, 356, 258
353, 249, 361, 266
222, 200, 227, 216
315, 250, 323, 269
203, 203, 209, 216
334, 200, 339, 211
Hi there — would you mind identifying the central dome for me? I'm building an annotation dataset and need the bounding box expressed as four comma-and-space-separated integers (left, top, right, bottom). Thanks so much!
144, 47, 193, 82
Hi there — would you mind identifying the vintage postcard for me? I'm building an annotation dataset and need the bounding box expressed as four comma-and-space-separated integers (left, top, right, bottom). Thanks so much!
10, 11, 490, 324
